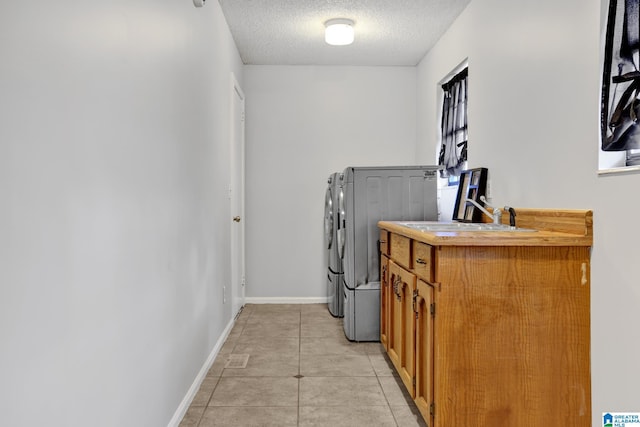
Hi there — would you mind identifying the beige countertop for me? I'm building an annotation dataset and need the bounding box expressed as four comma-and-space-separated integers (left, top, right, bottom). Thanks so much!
379, 208, 593, 247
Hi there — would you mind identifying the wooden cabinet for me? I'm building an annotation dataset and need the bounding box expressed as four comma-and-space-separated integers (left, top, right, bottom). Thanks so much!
379, 209, 593, 427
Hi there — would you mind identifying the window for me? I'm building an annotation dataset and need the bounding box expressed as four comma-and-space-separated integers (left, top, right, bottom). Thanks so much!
438, 67, 468, 181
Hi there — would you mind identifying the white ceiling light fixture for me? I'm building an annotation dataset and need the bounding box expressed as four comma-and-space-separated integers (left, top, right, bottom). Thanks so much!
324, 18, 355, 46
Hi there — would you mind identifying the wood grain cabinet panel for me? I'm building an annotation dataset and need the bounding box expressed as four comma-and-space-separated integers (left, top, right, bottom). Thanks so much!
379, 230, 389, 256
415, 279, 434, 426
380, 254, 390, 351
412, 241, 433, 282
434, 245, 591, 427
389, 233, 411, 269
388, 260, 416, 397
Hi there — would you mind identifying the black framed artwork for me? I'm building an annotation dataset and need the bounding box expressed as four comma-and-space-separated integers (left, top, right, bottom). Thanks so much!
453, 168, 488, 223
600, 0, 640, 174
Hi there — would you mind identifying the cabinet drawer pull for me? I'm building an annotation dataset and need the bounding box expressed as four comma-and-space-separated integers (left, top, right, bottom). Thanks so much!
415, 258, 427, 265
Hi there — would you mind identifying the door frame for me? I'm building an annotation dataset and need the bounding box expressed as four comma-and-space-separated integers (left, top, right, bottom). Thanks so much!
230, 72, 246, 317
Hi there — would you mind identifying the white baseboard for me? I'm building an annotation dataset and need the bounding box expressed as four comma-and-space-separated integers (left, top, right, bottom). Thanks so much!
167, 315, 236, 427
244, 296, 329, 304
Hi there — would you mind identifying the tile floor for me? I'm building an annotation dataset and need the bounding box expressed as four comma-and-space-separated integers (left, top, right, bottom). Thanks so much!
179, 303, 427, 427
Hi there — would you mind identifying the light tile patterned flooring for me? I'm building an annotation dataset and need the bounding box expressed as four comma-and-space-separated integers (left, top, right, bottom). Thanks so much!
179, 303, 427, 427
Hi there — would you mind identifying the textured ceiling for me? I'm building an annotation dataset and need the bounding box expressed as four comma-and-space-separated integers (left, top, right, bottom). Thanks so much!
217, 0, 472, 66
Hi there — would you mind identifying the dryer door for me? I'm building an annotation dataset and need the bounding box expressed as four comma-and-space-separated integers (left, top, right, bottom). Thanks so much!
337, 186, 346, 260
324, 186, 334, 249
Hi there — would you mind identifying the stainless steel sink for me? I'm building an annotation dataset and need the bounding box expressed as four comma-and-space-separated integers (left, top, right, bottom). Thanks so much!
397, 221, 536, 232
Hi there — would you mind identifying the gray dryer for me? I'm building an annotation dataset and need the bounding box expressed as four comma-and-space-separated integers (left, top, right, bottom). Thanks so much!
340, 166, 439, 341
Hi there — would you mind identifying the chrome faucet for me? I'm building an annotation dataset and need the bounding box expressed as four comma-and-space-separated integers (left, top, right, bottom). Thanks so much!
465, 195, 503, 224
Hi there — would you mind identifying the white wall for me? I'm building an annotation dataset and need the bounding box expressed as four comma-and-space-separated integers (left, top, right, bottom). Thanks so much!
243, 66, 418, 299
0, 1, 243, 426
417, 0, 640, 421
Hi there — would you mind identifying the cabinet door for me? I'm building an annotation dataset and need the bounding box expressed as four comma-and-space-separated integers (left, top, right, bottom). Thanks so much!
388, 260, 417, 397
380, 254, 390, 350
415, 279, 434, 426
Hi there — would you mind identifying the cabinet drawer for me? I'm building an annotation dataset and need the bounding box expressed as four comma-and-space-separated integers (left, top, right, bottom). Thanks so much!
390, 233, 411, 269
412, 241, 434, 282
380, 230, 389, 256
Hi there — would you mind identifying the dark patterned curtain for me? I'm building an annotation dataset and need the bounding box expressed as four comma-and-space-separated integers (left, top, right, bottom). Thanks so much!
438, 68, 468, 178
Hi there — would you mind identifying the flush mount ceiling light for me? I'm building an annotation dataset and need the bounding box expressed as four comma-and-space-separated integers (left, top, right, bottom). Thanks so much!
324, 18, 355, 46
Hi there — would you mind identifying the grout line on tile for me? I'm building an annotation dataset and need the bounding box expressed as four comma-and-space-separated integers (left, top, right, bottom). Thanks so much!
207, 376, 221, 407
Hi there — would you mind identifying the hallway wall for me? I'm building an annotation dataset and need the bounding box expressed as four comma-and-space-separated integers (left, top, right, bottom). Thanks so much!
0, 1, 243, 425
416, 0, 639, 421
243, 65, 419, 300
